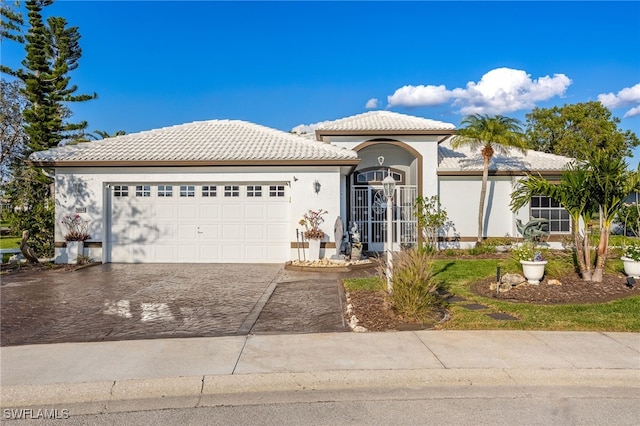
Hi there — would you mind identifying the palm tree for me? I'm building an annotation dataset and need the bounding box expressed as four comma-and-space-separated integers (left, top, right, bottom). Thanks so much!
511, 162, 597, 280
453, 114, 528, 245
589, 152, 640, 282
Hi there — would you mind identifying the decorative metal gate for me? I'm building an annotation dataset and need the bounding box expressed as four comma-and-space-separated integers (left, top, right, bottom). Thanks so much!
350, 185, 417, 251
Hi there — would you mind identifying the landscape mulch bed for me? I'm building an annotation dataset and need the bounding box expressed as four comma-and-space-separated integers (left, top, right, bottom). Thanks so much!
346, 270, 640, 332
471, 272, 640, 304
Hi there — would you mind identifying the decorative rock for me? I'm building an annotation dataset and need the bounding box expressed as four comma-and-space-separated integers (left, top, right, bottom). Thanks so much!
548, 279, 562, 286
491, 281, 513, 293
501, 273, 526, 286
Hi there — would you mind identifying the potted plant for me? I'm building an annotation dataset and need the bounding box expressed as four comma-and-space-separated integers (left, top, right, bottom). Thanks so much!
299, 209, 327, 261
61, 214, 91, 264
621, 241, 640, 278
512, 242, 547, 285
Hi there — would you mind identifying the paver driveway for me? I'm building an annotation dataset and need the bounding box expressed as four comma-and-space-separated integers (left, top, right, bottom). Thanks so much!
0, 263, 364, 346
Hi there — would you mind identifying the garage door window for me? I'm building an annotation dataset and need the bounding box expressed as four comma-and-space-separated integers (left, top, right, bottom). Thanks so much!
270, 185, 285, 197
247, 185, 262, 197
224, 185, 239, 197
202, 185, 217, 197
180, 185, 195, 197
158, 185, 173, 197
114, 185, 129, 197
136, 185, 151, 197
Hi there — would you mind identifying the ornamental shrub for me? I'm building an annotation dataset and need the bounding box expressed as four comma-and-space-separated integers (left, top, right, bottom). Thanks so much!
385, 249, 442, 321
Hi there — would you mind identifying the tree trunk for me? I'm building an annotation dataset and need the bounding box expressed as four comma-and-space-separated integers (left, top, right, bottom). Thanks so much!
592, 225, 610, 282
573, 227, 591, 281
477, 156, 490, 245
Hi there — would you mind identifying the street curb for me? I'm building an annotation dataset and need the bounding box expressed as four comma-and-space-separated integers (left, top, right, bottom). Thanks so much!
2, 368, 638, 413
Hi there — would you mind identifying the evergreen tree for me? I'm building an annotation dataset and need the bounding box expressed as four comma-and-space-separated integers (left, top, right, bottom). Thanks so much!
1, 0, 96, 257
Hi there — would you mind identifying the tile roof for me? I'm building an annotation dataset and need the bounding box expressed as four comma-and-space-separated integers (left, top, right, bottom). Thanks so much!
438, 136, 573, 173
315, 111, 456, 133
29, 119, 359, 165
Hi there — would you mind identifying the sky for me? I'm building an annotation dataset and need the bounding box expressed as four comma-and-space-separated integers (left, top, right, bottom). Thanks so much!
3, 1, 640, 164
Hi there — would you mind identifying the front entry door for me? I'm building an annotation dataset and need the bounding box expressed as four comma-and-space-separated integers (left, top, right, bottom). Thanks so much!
350, 185, 417, 252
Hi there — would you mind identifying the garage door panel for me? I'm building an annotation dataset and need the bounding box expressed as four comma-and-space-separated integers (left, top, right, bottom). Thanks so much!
245, 205, 266, 220
156, 205, 177, 219
109, 183, 289, 263
198, 224, 221, 240
199, 244, 221, 261
222, 204, 242, 219
199, 204, 220, 219
154, 245, 176, 262
267, 224, 289, 242
222, 245, 242, 262
178, 204, 198, 219
177, 224, 198, 241
222, 224, 243, 240
244, 224, 266, 240
268, 204, 289, 219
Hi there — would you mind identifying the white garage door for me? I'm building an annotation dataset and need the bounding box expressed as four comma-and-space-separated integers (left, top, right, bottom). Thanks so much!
109, 183, 290, 263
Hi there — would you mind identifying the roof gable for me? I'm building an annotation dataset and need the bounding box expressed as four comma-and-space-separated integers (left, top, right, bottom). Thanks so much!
29, 119, 359, 166
315, 111, 456, 135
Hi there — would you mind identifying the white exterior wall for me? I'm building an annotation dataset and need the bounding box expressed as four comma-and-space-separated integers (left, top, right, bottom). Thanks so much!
439, 176, 517, 242
54, 166, 344, 263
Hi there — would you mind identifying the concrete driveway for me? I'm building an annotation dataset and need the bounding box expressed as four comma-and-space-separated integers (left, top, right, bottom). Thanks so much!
0, 263, 367, 346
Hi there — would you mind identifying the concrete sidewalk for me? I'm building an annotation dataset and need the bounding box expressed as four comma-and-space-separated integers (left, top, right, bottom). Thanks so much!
1, 330, 639, 414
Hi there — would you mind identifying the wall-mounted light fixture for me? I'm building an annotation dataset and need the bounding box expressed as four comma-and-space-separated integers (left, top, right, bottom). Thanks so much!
313, 180, 321, 194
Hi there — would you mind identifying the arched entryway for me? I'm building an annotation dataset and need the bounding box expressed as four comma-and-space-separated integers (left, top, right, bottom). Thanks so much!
349, 141, 421, 252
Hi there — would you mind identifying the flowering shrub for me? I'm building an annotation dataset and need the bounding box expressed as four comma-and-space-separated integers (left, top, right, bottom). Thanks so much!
61, 214, 91, 241
623, 242, 640, 261
299, 209, 327, 240
511, 242, 545, 262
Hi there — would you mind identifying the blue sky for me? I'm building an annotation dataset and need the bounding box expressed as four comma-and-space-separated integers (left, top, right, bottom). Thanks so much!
3, 1, 640, 164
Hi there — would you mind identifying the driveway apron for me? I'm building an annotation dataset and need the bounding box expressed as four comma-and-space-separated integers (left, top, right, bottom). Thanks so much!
0, 263, 352, 346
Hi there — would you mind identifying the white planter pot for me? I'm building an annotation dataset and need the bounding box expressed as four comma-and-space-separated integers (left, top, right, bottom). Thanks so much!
520, 260, 547, 285
308, 239, 321, 261
66, 241, 83, 264
621, 257, 640, 278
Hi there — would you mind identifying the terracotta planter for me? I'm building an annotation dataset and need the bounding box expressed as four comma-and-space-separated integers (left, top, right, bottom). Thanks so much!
66, 241, 83, 264
621, 257, 640, 279
308, 239, 321, 261
520, 260, 547, 285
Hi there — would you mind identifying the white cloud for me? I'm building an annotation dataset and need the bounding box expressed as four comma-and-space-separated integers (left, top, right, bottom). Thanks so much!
291, 120, 332, 134
598, 83, 640, 118
624, 105, 640, 118
385, 67, 572, 115
365, 98, 379, 109
387, 84, 455, 107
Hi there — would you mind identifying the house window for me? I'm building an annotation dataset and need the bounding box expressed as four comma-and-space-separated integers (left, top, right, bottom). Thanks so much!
269, 185, 285, 197
202, 185, 217, 197
530, 195, 571, 233
354, 168, 404, 185
224, 185, 239, 197
114, 185, 128, 197
180, 185, 195, 197
247, 185, 262, 197
158, 185, 173, 197
135, 185, 150, 197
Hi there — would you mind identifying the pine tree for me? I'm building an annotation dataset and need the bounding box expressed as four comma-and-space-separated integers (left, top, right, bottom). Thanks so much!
1, 0, 96, 257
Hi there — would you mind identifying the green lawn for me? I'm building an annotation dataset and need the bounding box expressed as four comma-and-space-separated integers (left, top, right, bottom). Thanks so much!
344, 258, 640, 332
0, 236, 21, 250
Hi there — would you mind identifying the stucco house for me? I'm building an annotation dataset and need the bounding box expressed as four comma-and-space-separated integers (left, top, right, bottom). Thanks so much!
29, 111, 573, 264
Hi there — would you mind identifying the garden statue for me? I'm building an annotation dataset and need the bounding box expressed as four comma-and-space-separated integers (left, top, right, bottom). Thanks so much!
516, 218, 550, 242
332, 216, 345, 260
